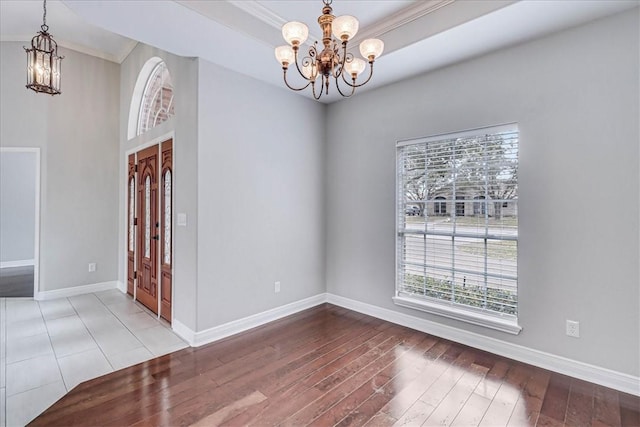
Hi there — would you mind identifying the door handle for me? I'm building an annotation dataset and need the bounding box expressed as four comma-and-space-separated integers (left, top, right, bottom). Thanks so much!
152, 235, 160, 240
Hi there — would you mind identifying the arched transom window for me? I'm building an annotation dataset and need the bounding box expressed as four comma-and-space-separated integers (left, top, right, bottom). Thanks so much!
137, 61, 175, 136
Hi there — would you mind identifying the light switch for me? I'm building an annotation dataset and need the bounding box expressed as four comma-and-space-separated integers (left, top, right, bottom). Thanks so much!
177, 213, 187, 226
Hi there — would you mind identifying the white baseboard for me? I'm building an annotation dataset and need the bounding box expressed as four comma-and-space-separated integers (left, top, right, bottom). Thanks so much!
165, 291, 639, 396
172, 318, 196, 346
34, 281, 119, 301
326, 293, 640, 396
116, 281, 127, 293
173, 294, 327, 347
0, 259, 35, 269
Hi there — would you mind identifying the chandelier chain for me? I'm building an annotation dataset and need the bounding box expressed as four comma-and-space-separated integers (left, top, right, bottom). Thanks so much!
42, 0, 49, 32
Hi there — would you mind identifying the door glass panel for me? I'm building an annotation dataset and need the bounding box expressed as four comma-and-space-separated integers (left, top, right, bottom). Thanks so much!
129, 178, 134, 252
164, 170, 171, 265
145, 175, 151, 258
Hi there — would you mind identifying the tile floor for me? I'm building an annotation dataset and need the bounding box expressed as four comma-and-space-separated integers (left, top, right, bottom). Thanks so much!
0, 289, 188, 427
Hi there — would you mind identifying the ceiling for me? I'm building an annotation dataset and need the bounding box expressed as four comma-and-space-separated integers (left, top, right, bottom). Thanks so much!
1, 0, 638, 103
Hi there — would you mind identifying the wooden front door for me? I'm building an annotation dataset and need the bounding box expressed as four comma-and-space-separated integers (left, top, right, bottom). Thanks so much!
136, 145, 159, 314
159, 139, 172, 322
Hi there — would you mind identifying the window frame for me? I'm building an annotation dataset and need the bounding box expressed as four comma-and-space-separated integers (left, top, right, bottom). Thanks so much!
393, 123, 521, 335
136, 61, 175, 136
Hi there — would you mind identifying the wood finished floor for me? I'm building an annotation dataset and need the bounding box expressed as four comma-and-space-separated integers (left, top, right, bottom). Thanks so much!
31, 304, 639, 426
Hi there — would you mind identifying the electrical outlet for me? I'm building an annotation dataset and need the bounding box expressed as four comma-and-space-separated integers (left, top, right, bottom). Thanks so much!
274, 281, 281, 293
566, 320, 580, 338
88, 262, 97, 272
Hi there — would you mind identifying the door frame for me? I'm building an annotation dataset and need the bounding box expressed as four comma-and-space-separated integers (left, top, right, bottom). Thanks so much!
0, 147, 41, 299
123, 133, 175, 322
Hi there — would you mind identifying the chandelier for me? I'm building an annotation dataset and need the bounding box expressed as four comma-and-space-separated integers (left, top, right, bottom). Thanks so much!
24, 0, 63, 95
274, 0, 384, 100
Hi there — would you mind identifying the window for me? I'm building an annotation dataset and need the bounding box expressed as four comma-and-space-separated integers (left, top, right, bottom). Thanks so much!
144, 175, 151, 258
474, 196, 486, 215
395, 124, 520, 334
455, 195, 465, 216
163, 170, 172, 265
434, 197, 446, 216
128, 178, 135, 252
137, 61, 175, 136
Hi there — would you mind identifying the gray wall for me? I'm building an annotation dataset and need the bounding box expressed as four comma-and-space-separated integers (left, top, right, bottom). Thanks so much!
119, 43, 199, 331
325, 9, 639, 376
196, 59, 326, 330
0, 42, 120, 291
0, 151, 36, 263
118, 49, 326, 332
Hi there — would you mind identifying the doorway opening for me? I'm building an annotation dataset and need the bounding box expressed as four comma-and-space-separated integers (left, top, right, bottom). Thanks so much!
0, 148, 40, 298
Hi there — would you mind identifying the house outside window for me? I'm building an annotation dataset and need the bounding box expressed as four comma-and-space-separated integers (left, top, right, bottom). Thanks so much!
395, 124, 520, 334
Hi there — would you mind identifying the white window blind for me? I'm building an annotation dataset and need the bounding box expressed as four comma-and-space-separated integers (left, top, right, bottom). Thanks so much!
395, 124, 519, 332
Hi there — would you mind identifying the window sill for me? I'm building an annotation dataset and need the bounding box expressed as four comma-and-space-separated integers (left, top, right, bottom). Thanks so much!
393, 295, 522, 335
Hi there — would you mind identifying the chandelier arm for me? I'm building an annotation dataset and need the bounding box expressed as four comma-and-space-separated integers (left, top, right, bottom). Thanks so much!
334, 74, 356, 97
332, 61, 343, 80
311, 81, 324, 100
332, 42, 349, 80
283, 69, 313, 92
292, 45, 317, 82
340, 62, 375, 88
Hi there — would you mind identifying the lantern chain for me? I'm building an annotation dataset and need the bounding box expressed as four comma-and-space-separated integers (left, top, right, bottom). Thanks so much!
42, 0, 49, 32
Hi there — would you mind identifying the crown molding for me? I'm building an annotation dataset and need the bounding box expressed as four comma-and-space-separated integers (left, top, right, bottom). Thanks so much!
225, 0, 454, 49
1, 35, 137, 64
227, 0, 286, 30
115, 40, 139, 64
351, 0, 454, 45
227, 0, 324, 46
